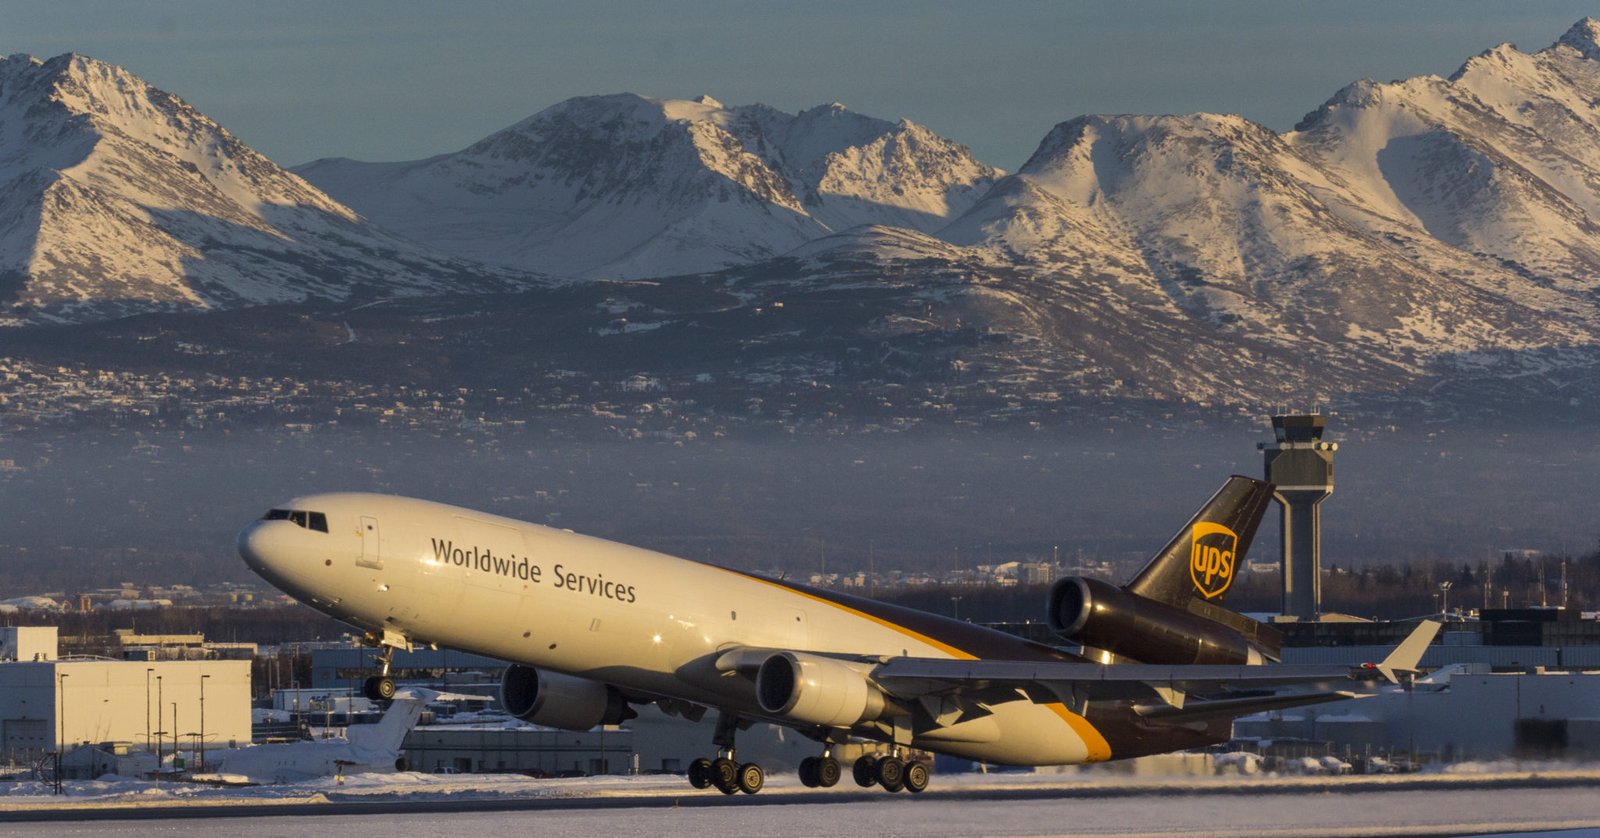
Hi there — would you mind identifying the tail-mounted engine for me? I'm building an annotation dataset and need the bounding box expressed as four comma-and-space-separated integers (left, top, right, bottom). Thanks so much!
755, 651, 887, 728
1048, 576, 1275, 665
499, 665, 635, 730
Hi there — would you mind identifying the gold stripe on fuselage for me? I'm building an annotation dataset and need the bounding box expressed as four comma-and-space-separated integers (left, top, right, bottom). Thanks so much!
724, 568, 974, 660
721, 567, 1114, 761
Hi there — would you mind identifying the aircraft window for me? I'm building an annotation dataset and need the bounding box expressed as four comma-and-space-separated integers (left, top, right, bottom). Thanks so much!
308, 512, 329, 533
289, 511, 309, 528
264, 509, 292, 521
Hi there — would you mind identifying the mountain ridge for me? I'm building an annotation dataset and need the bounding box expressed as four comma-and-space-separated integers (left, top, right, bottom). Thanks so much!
295, 93, 1004, 279
0, 51, 534, 326
5, 22, 1600, 420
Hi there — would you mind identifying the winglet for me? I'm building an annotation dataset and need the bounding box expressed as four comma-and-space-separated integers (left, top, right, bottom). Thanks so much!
1373, 620, 1440, 684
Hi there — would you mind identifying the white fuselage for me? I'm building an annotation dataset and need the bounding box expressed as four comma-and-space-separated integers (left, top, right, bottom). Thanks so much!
238, 492, 1109, 766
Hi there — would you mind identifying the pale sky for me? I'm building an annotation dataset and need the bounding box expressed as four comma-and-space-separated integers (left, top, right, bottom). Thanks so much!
6, 2, 1597, 170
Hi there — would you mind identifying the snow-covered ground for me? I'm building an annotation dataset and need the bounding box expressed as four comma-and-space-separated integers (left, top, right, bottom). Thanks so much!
3, 764, 1600, 836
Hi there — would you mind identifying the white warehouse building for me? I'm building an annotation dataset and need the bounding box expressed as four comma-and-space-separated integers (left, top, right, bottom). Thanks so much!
0, 627, 251, 764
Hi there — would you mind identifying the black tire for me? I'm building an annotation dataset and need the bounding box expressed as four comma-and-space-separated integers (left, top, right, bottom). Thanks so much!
362, 675, 382, 702
852, 755, 879, 787
711, 757, 737, 792
375, 676, 397, 701
737, 762, 764, 794
688, 757, 712, 789
798, 756, 819, 788
816, 757, 841, 788
904, 761, 930, 793
876, 756, 905, 792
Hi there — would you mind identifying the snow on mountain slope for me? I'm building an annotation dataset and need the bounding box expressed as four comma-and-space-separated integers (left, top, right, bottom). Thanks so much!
0, 52, 527, 326
941, 110, 1589, 370
295, 95, 1001, 280
929, 20, 1600, 399
1288, 20, 1600, 294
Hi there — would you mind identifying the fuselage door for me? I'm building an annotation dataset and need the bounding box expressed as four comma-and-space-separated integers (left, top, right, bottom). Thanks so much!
358, 516, 382, 569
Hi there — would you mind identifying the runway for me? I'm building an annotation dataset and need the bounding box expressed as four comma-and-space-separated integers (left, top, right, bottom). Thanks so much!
4, 770, 1600, 836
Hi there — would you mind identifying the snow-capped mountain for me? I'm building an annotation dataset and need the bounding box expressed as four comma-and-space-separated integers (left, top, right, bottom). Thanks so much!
7, 21, 1600, 421
1288, 20, 1600, 294
0, 52, 528, 325
931, 21, 1600, 400
295, 95, 1002, 279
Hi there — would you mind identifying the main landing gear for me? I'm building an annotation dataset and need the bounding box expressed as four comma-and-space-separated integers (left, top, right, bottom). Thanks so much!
849, 750, 929, 793
686, 712, 765, 795
681, 714, 930, 796
361, 630, 408, 701
687, 752, 764, 795
797, 750, 842, 788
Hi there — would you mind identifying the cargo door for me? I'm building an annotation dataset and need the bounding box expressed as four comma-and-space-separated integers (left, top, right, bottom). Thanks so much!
358, 516, 382, 569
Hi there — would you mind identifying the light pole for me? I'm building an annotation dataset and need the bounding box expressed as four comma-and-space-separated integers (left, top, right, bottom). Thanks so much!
1439, 581, 1453, 618
171, 703, 178, 771
145, 668, 154, 756
199, 674, 209, 772
950, 595, 963, 621
57, 672, 69, 752
155, 675, 164, 768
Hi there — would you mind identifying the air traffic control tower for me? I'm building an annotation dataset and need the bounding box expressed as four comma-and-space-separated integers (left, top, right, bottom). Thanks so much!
1259, 413, 1337, 620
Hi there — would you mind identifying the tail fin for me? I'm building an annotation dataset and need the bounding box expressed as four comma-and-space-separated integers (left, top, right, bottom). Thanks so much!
347, 697, 427, 758
1124, 475, 1274, 608
1375, 620, 1441, 684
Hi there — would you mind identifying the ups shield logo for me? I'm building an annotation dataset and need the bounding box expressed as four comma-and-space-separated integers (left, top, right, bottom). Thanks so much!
1189, 522, 1238, 600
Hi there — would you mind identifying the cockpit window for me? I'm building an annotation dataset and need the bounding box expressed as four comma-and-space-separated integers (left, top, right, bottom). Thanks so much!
262, 508, 329, 533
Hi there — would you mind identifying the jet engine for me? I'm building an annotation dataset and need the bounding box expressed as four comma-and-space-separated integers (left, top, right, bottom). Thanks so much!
499, 665, 634, 730
1047, 576, 1267, 665
755, 651, 887, 728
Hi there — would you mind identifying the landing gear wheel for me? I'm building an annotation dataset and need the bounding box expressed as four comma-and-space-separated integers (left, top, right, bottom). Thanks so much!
798, 756, 820, 788
852, 755, 879, 788
876, 756, 906, 792
688, 757, 713, 789
903, 761, 930, 793
362, 675, 396, 701
816, 756, 841, 788
711, 757, 738, 794
737, 762, 764, 794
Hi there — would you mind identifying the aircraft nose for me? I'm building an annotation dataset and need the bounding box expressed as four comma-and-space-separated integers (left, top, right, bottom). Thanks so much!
237, 519, 293, 577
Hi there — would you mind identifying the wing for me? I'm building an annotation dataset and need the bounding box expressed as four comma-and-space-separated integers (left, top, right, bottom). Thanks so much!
870, 620, 1440, 721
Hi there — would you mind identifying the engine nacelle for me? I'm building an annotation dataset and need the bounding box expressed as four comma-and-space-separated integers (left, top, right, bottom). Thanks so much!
499, 665, 634, 730
1048, 576, 1265, 665
755, 651, 886, 728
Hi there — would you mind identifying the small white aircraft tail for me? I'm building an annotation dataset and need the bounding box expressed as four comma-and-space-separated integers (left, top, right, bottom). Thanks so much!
347, 694, 429, 757
1375, 620, 1441, 684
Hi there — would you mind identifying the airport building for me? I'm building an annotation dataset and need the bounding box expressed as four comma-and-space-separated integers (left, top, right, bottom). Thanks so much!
402, 725, 634, 776
307, 646, 505, 693
1234, 667, 1600, 761
0, 627, 251, 765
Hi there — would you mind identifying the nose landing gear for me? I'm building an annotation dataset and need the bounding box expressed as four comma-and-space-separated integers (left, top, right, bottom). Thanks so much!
361, 629, 410, 701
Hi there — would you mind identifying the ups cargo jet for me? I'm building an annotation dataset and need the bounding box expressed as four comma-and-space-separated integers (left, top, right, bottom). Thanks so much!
238, 476, 1437, 795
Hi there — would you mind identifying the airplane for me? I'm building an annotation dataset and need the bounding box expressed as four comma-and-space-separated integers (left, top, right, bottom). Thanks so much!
237, 475, 1438, 795
195, 688, 431, 784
